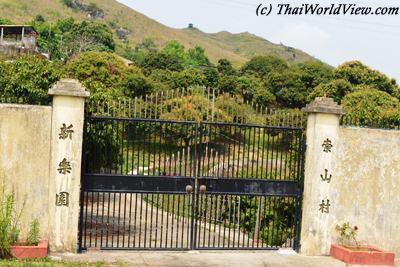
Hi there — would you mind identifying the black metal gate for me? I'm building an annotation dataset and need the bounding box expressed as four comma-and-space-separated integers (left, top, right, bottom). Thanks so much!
79, 116, 305, 251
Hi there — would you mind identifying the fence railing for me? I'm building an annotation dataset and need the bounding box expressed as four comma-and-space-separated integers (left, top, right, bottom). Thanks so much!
87, 87, 307, 129
340, 114, 400, 130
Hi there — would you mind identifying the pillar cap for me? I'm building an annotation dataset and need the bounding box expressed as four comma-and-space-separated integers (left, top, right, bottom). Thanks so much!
48, 79, 90, 98
302, 97, 344, 115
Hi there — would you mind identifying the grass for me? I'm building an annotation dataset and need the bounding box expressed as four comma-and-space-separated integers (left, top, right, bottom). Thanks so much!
0, 0, 316, 65
116, 129, 298, 180
0, 258, 124, 267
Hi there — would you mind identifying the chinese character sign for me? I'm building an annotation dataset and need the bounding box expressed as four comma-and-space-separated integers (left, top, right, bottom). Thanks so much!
59, 123, 74, 140
55, 192, 69, 206
319, 199, 330, 213
322, 138, 333, 153
57, 158, 72, 174
320, 169, 332, 183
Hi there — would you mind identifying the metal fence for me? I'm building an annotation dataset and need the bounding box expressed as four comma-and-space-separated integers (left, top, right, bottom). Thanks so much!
87, 87, 307, 129
340, 114, 400, 130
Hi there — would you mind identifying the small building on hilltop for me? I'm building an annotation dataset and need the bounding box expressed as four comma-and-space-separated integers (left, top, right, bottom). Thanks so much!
0, 25, 37, 50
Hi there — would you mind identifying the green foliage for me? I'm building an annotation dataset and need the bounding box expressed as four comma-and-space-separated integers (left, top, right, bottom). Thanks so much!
217, 59, 236, 76
335, 222, 358, 246
170, 68, 206, 88
0, 55, 62, 104
203, 67, 219, 88
242, 55, 288, 78
66, 51, 125, 99
294, 61, 334, 91
139, 51, 184, 72
161, 94, 230, 123
341, 88, 400, 122
308, 79, 353, 103
215, 93, 253, 123
32, 18, 115, 59
86, 121, 123, 172
266, 69, 307, 108
161, 40, 186, 64
0, 18, 13, 25
335, 61, 399, 96
186, 46, 210, 67
0, 190, 22, 259
64, 21, 115, 57
216, 75, 238, 94
26, 219, 40, 246
119, 71, 154, 98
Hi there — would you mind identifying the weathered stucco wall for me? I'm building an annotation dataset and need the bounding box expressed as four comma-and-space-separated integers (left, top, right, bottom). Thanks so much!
0, 80, 88, 253
333, 127, 400, 256
0, 104, 52, 239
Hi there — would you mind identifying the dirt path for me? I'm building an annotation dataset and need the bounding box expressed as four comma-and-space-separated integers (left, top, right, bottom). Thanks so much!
82, 193, 258, 249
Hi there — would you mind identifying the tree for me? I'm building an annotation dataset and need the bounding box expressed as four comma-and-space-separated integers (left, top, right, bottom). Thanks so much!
217, 59, 236, 76
335, 61, 399, 96
139, 51, 184, 72
119, 71, 154, 98
63, 21, 115, 57
342, 88, 400, 122
186, 46, 210, 67
216, 75, 238, 94
66, 52, 126, 99
242, 55, 288, 78
294, 61, 334, 92
236, 74, 266, 103
162, 40, 186, 64
265, 69, 307, 108
202, 67, 219, 88
170, 68, 206, 88
0, 55, 63, 104
308, 79, 353, 103
125, 38, 158, 64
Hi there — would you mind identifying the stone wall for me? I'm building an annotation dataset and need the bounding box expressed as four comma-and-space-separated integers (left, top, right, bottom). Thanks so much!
333, 127, 400, 255
0, 79, 88, 253
0, 104, 52, 239
300, 97, 400, 257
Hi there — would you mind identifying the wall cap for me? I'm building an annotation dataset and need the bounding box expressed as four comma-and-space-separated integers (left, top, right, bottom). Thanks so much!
302, 97, 344, 115
48, 79, 89, 98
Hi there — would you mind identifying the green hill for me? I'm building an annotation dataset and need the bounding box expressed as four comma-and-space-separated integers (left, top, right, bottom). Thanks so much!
0, 0, 316, 64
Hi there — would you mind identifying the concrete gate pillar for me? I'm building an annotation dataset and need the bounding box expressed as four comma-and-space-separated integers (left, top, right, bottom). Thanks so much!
48, 79, 89, 252
300, 97, 344, 255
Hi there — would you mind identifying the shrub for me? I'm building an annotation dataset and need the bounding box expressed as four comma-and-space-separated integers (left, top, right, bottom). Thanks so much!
26, 219, 40, 246
0, 191, 22, 258
342, 88, 400, 122
0, 55, 63, 104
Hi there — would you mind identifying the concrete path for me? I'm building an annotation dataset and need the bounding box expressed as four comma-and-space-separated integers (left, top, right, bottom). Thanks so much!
52, 250, 399, 267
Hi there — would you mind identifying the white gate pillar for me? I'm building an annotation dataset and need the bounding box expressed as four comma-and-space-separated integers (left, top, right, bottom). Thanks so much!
48, 79, 89, 252
300, 97, 343, 255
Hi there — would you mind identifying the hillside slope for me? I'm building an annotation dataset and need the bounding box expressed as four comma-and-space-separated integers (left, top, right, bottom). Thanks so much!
0, 0, 316, 64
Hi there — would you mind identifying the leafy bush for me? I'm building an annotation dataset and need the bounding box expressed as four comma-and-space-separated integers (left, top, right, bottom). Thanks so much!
66, 51, 126, 97
0, 190, 22, 259
308, 78, 353, 104
335, 61, 399, 96
0, 55, 63, 104
26, 219, 40, 246
242, 55, 288, 78
342, 88, 400, 122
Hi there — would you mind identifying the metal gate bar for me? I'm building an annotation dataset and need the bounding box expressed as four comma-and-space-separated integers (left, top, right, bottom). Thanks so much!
195, 122, 304, 250
79, 116, 305, 251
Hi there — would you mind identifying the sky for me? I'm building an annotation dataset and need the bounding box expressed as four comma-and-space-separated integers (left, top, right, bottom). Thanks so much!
117, 0, 399, 81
